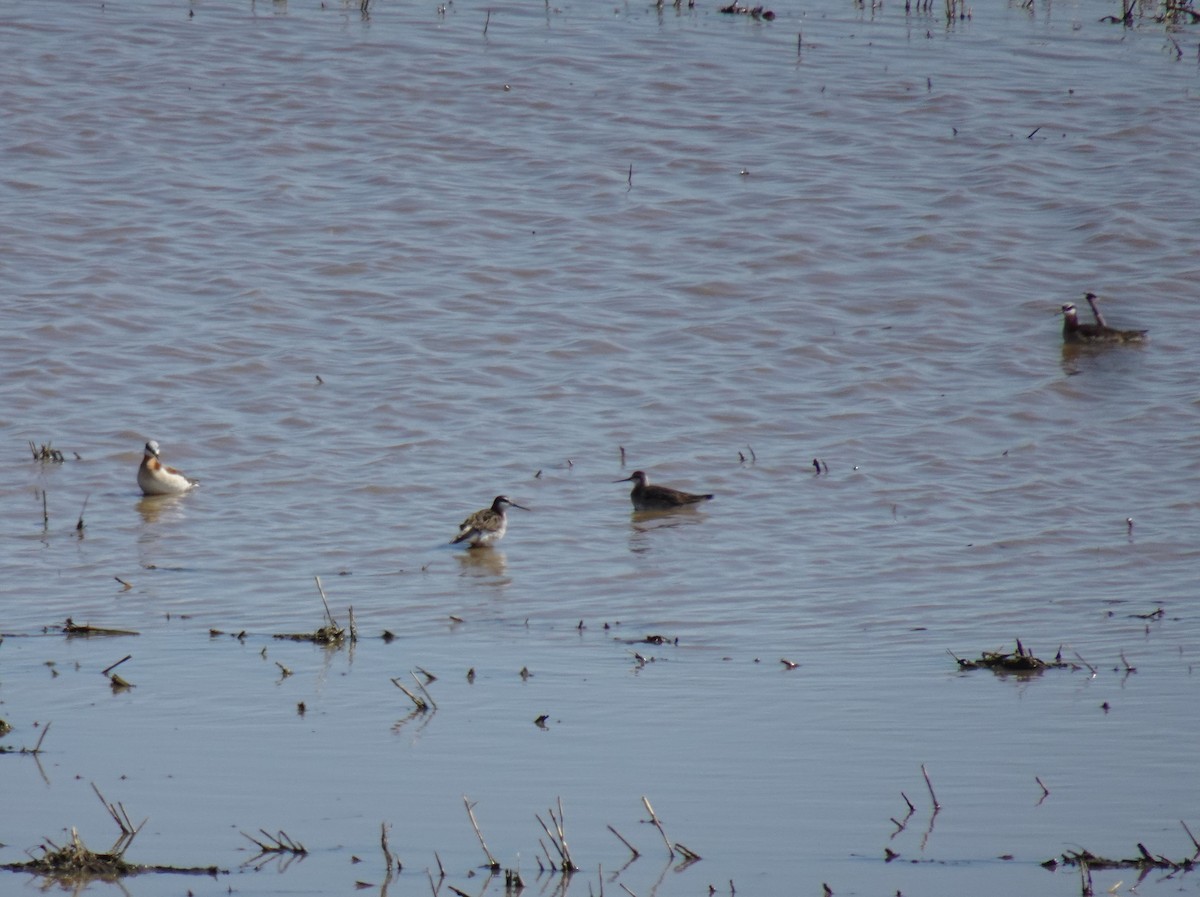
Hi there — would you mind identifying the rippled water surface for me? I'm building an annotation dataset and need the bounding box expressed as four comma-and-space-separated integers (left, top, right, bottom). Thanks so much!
2, 0, 1199, 895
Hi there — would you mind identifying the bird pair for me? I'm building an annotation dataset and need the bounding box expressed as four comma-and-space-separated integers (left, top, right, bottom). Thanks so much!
452, 470, 714, 548
1061, 293, 1146, 344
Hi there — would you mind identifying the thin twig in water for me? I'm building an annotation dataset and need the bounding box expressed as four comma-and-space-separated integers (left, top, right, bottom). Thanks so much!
1073, 651, 1097, 676
381, 822, 393, 873
921, 764, 941, 810
607, 824, 640, 858
242, 829, 307, 855
641, 796, 674, 857
24, 721, 52, 755
464, 796, 499, 869
314, 576, 338, 630
411, 671, 438, 710
391, 677, 428, 711
1181, 819, 1200, 855
102, 655, 133, 676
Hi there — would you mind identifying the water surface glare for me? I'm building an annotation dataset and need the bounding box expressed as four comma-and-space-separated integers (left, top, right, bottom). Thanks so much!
2, 1, 1199, 896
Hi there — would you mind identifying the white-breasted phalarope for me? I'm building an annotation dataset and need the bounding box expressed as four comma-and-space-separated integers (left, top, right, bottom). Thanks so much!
613, 470, 713, 511
137, 440, 199, 495
451, 495, 529, 547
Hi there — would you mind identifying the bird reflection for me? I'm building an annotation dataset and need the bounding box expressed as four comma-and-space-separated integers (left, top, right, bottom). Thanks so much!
136, 493, 189, 524
455, 547, 509, 580
625, 507, 707, 553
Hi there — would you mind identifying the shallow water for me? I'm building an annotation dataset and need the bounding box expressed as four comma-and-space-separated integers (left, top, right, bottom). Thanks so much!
2, 0, 1199, 895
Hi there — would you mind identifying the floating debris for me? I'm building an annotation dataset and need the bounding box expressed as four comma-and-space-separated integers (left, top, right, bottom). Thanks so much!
0, 787, 222, 881
273, 576, 346, 645
62, 619, 140, 638
950, 639, 1071, 674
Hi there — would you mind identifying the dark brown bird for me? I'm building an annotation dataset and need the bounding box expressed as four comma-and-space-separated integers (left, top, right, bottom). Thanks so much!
1061, 296, 1146, 344
614, 470, 713, 511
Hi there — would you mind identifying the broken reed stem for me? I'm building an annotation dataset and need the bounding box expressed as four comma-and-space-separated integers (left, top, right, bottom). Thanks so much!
607, 823, 640, 858
921, 764, 941, 810
535, 801, 575, 871
92, 783, 144, 838
1036, 776, 1050, 797
102, 655, 132, 676
242, 828, 307, 854
314, 575, 338, 629
901, 791, 915, 813
29, 721, 52, 754
42, 490, 49, 527
463, 796, 499, 869
411, 671, 438, 710
381, 821, 393, 873
391, 677, 428, 711
674, 842, 701, 860
641, 796, 674, 857
1073, 651, 1097, 676
76, 494, 90, 532
349, 606, 358, 643
538, 837, 556, 871
551, 797, 575, 869
1182, 819, 1200, 855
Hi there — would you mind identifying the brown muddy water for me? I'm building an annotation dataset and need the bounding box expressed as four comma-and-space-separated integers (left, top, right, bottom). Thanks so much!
2, 1, 1199, 895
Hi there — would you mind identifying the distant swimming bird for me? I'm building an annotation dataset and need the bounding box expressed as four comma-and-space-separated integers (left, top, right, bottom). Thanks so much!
451, 495, 529, 547
614, 470, 713, 511
1061, 298, 1147, 344
137, 440, 199, 495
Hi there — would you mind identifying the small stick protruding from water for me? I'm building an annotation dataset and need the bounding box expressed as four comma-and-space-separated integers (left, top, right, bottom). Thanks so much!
102, 655, 132, 677
42, 490, 49, 528
314, 575, 336, 628
641, 796, 674, 857
628, 164, 633, 189
464, 796, 499, 869
1036, 776, 1050, 798
483, 8, 491, 33
921, 763, 941, 810
607, 824, 640, 858
620, 445, 626, 465
381, 821, 394, 873
391, 677, 428, 711
1073, 651, 1097, 676
1180, 819, 1200, 855
76, 494, 90, 533
674, 842, 701, 860
20, 721, 52, 755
